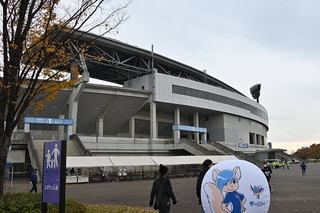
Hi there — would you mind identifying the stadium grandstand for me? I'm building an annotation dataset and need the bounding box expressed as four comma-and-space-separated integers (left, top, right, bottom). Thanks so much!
6, 30, 279, 182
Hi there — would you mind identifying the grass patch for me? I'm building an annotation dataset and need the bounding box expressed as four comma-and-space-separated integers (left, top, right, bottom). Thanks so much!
0, 192, 156, 213
86, 204, 156, 213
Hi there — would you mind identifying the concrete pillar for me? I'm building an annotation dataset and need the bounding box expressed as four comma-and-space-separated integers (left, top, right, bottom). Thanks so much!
68, 67, 89, 135
24, 123, 30, 132
58, 114, 65, 140
129, 117, 135, 138
150, 102, 157, 140
193, 111, 199, 144
96, 117, 103, 137
174, 107, 180, 144
67, 125, 72, 140
69, 100, 78, 134
202, 133, 207, 144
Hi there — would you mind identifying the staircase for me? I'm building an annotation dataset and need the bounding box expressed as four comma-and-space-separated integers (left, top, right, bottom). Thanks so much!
207, 141, 263, 167
28, 139, 83, 181
179, 139, 225, 155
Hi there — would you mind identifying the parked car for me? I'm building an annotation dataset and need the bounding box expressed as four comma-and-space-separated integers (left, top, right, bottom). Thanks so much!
288, 158, 299, 164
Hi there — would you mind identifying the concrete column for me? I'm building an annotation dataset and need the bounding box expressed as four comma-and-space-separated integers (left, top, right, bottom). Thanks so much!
68, 67, 89, 135
129, 117, 135, 138
67, 125, 72, 140
193, 111, 199, 144
24, 123, 30, 132
150, 102, 157, 140
58, 114, 65, 140
96, 117, 103, 137
202, 133, 207, 144
69, 100, 78, 134
174, 107, 180, 144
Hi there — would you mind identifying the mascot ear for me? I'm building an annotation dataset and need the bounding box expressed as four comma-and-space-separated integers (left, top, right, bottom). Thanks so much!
212, 169, 220, 183
233, 166, 241, 181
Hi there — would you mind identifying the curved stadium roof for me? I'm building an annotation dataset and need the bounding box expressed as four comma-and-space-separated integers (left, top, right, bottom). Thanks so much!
67, 30, 245, 96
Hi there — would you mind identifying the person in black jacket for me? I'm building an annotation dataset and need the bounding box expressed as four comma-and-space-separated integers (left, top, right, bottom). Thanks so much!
149, 164, 177, 213
29, 169, 38, 193
196, 159, 213, 213
261, 163, 273, 192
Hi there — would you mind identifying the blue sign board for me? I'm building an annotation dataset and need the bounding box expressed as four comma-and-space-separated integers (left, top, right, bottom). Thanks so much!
172, 124, 207, 133
238, 143, 249, 148
43, 141, 62, 204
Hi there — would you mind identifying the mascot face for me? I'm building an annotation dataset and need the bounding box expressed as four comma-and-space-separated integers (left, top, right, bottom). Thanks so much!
223, 180, 239, 192
201, 160, 270, 213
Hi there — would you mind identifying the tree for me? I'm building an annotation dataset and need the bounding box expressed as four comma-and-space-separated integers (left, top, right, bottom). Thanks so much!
294, 143, 320, 160
0, 0, 130, 200
309, 143, 320, 159
294, 146, 310, 160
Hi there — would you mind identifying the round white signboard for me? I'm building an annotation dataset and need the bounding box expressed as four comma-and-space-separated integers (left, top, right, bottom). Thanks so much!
201, 159, 270, 213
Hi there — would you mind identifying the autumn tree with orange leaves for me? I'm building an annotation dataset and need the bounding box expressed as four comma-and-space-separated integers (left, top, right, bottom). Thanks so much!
294, 143, 320, 160
0, 0, 130, 200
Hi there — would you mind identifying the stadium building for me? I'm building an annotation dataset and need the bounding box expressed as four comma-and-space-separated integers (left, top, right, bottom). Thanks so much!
7, 30, 271, 180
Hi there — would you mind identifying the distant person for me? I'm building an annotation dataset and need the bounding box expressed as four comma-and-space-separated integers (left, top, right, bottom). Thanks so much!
149, 164, 177, 213
77, 168, 82, 175
196, 159, 213, 213
261, 163, 273, 192
300, 162, 307, 176
70, 167, 76, 176
286, 161, 290, 170
272, 161, 276, 169
282, 161, 285, 169
29, 169, 38, 193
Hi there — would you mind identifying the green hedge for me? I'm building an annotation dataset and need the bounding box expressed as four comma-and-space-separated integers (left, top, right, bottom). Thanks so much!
0, 192, 86, 213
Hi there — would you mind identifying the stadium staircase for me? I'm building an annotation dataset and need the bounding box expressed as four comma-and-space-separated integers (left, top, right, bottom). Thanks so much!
207, 140, 263, 167
21, 133, 84, 181
178, 139, 263, 167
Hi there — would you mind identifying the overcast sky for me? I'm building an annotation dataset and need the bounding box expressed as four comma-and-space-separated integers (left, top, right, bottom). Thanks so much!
101, 0, 320, 153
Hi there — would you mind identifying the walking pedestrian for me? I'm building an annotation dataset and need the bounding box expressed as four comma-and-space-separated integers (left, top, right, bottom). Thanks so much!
29, 169, 38, 193
261, 163, 273, 192
196, 159, 213, 213
149, 164, 177, 213
300, 162, 307, 176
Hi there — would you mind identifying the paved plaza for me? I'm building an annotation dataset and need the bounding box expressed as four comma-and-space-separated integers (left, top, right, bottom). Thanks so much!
5, 163, 320, 212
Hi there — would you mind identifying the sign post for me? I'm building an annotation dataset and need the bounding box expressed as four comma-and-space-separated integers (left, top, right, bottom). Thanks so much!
42, 140, 66, 213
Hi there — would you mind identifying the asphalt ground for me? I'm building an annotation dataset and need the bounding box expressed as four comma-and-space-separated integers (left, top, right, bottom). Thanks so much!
4, 163, 320, 213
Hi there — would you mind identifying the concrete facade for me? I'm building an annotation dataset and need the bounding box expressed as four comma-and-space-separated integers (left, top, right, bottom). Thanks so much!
124, 72, 268, 147
15, 31, 270, 157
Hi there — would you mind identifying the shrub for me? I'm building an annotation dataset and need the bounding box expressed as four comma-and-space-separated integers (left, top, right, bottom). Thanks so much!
0, 192, 86, 213
0, 192, 154, 213
47, 198, 86, 213
0, 192, 42, 213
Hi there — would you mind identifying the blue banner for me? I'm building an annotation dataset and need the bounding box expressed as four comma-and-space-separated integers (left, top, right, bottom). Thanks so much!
43, 141, 61, 204
238, 143, 249, 148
